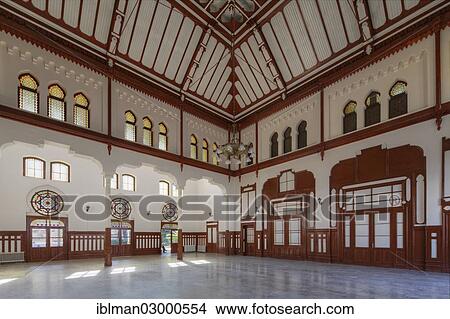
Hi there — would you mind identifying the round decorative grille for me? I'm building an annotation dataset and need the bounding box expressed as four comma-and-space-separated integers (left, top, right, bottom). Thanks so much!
30, 190, 64, 216
110, 198, 132, 220
162, 202, 179, 222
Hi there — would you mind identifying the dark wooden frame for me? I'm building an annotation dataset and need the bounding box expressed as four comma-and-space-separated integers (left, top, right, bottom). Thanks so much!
283, 127, 292, 153
388, 81, 408, 119
297, 121, 307, 149
22, 156, 46, 179
49, 161, 71, 183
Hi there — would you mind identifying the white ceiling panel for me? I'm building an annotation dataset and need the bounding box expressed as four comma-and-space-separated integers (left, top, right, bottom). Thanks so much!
204, 49, 230, 100
386, 0, 403, 20
261, 22, 292, 82
236, 95, 245, 109
236, 48, 264, 99
197, 43, 226, 96
247, 36, 277, 91
79, 0, 97, 37
297, 0, 332, 61
283, 1, 317, 69
175, 25, 203, 84
240, 42, 270, 94
165, 18, 195, 80
318, 0, 347, 53
338, 0, 360, 43
368, 0, 387, 29
94, 0, 114, 44
127, 0, 157, 61
211, 67, 232, 103
217, 81, 233, 105
235, 81, 251, 105
47, 0, 63, 19
404, 0, 420, 10
154, 10, 184, 74
118, 0, 139, 54
31, 0, 45, 11
63, 0, 80, 28
141, 1, 172, 68
222, 94, 232, 108
190, 37, 218, 92
235, 66, 257, 102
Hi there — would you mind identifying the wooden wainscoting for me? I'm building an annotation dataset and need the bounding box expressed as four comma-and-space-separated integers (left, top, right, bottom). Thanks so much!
425, 226, 443, 272
0, 231, 26, 263
307, 229, 333, 263
133, 232, 161, 255
68, 231, 104, 259
182, 232, 207, 253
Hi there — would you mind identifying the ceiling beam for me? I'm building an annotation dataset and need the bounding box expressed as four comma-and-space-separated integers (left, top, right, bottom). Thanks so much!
181, 28, 212, 100
252, 26, 286, 98
106, 0, 125, 63
354, 0, 375, 53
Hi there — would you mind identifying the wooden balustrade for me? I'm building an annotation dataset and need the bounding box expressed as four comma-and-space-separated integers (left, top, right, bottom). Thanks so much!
68, 231, 105, 259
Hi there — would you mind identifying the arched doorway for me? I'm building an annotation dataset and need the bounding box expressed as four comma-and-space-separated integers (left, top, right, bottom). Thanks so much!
161, 222, 178, 255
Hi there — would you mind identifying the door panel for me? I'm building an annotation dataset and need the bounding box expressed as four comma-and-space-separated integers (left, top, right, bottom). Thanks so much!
206, 224, 218, 253
27, 217, 68, 262
242, 225, 255, 256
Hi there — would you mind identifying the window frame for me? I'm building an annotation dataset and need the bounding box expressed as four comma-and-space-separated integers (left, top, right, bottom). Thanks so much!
159, 180, 170, 196
190, 134, 198, 159
297, 121, 307, 149
364, 91, 381, 127
158, 122, 168, 151
202, 139, 209, 162
283, 127, 292, 153
18, 73, 39, 114
50, 161, 71, 182
23, 157, 46, 179
73, 92, 90, 128
47, 84, 66, 121
143, 117, 153, 147
212, 143, 219, 165
343, 101, 357, 134
124, 111, 137, 142
122, 174, 136, 192
110, 173, 119, 190
270, 132, 278, 158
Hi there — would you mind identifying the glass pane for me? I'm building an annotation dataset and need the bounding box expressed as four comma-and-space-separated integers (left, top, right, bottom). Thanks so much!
397, 212, 404, 249
32, 228, 47, 248
111, 229, 120, 245
344, 216, 351, 248
355, 214, 369, 248
50, 237, 64, 247
49, 98, 65, 121
121, 229, 131, 245
374, 213, 390, 248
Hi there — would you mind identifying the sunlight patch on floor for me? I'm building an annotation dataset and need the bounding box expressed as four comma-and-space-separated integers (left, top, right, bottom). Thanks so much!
65, 270, 101, 279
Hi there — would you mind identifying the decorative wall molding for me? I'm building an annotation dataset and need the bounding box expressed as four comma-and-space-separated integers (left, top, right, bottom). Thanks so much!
185, 113, 227, 141
1, 39, 103, 89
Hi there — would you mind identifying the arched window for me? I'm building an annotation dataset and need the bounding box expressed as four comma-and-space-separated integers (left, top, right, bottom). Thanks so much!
48, 84, 66, 121
124, 111, 136, 142
270, 132, 278, 158
283, 127, 292, 153
365, 91, 380, 127
212, 143, 219, 165
73, 93, 89, 128
247, 143, 254, 165
343, 101, 357, 133
50, 161, 70, 182
143, 117, 153, 146
23, 157, 45, 179
279, 170, 295, 192
159, 180, 170, 196
202, 139, 209, 162
18, 74, 39, 113
389, 81, 407, 119
110, 173, 119, 190
297, 121, 307, 149
190, 135, 198, 159
122, 174, 136, 192
159, 123, 168, 151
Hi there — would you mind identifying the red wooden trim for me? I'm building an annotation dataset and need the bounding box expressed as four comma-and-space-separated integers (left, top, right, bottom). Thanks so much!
0, 104, 231, 175
435, 28, 442, 129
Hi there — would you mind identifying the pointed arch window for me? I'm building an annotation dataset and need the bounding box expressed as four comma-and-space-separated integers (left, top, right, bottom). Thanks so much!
143, 117, 153, 146
202, 139, 209, 162
270, 132, 278, 158
190, 135, 198, 159
18, 74, 39, 113
124, 111, 136, 142
48, 84, 66, 121
74, 93, 89, 128
159, 123, 168, 151
297, 121, 307, 149
389, 81, 407, 119
283, 127, 292, 153
365, 92, 381, 127
343, 101, 357, 133
212, 143, 219, 165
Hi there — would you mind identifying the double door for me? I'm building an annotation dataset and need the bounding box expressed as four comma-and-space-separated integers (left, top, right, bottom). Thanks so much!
27, 216, 67, 262
111, 220, 133, 257
344, 207, 405, 267
206, 223, 218, 253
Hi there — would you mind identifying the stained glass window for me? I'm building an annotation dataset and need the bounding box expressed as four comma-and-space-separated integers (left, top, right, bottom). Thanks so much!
18, 74, 39, 113
124, 111, 136, 142
74, 93, 89, 128
190, 135, 198, 159
143, 117, 153, 146
390, 81, 407, 97
48, 84, 66, 121
159, 123, 168, 151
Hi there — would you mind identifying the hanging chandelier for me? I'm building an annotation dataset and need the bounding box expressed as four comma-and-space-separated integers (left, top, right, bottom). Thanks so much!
216, 124, 255, 165
214, 4, 255, 165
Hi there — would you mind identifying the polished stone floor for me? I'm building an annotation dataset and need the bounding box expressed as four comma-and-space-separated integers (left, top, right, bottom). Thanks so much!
0, 254, 449, 298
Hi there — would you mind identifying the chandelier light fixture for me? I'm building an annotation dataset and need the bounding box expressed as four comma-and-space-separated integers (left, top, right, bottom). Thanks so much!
215, 4, 255, 165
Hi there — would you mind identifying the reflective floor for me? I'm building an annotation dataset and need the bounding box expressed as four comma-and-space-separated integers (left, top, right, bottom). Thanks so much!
0, 254, 449, 298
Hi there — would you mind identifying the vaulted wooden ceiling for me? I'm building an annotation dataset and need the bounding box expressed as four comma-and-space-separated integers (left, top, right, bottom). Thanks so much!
0, 0, 445, 120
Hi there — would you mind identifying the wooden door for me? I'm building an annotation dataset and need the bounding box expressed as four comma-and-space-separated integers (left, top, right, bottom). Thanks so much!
206, 223, 218, 253
170, 229, 178, 253
242, 224, 255, 256
111, 220, 133, 257
28, 217, 68, 262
